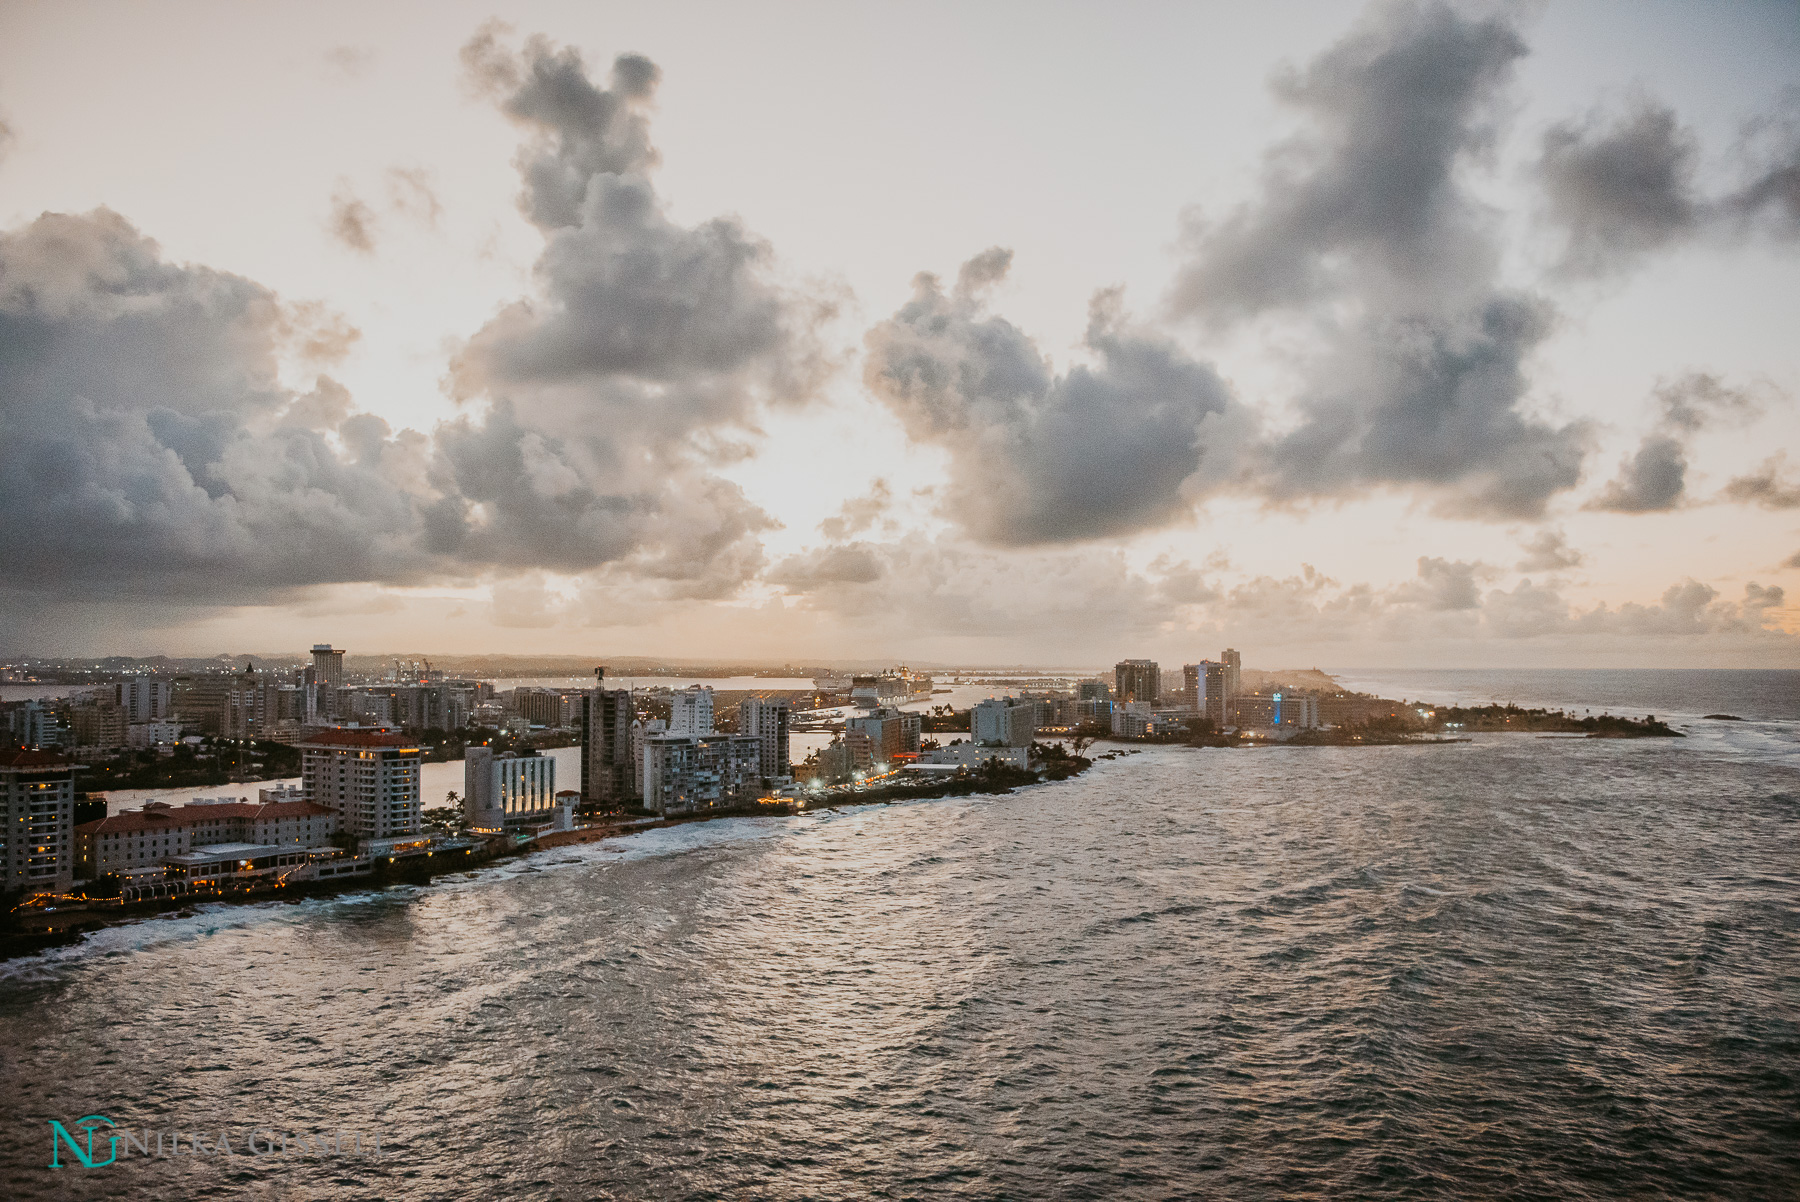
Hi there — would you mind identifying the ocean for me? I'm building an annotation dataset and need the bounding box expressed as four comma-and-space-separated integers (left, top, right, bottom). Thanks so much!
1, 669, 1795, 1198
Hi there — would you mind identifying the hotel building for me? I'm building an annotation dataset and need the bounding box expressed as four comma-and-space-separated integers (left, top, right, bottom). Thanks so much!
301, 730, 422, 844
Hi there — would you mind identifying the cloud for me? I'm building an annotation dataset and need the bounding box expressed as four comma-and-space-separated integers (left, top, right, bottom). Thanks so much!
322, 45, 375, 81
768, 542, 886, 589
1538, 100, 1702, 277
766, 524, 1795, 659
1587, 373, 1761, 513
1398, 556, 1488, 611
1169, 1, 1585, 520
1587, 433, 1687, 513
820, 479, 892, 540
327, 185, 378, 253
0, 27, 832, 639
1722, 91, 1800, 237
1722, 454, 1800, 510
0, 112, 13, 164
439, 28, 831, 599
386, 167, 443, 229
1516, 528, 1584, 573
281, 300, 361, 366
1170, 2, 1523, 321
865, 251, 1245, 546
460, 23, 661, 229
0, 210, 438, 611
1535, 88, 1800, 274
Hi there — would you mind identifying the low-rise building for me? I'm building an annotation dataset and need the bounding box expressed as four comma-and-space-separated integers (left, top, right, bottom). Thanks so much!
642, 732, 762, 815
75, 795, 339, 879
1230, 691, 1321, 731
972, 698, 1036, 747
126, 721, 183, 749
920, 743, 1029, 769
845, 706, 921, 764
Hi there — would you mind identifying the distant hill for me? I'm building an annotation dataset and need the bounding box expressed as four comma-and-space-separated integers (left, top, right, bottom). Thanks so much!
1239, 668, 1342, 693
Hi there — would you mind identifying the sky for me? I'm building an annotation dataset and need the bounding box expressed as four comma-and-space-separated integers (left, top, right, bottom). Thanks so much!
1, 0, 1798, 668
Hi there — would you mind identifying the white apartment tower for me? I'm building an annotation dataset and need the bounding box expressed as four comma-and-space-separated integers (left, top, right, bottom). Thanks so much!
737, 697, 792, 779
669, 686, 715, 736
116, 678, 173, 723
464, 746, 558, 833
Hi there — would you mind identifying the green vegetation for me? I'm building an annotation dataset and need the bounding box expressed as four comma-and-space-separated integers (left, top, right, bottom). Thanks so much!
73, 739, 303, 793
1427, 705, 1681, 737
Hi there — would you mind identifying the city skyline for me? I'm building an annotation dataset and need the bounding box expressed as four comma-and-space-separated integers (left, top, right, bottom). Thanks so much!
3, 1, 1799, 667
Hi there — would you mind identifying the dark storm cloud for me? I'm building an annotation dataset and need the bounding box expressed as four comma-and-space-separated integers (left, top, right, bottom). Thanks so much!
1169, 1, 1586, 520
864, 251, 1243, 547
1538, 101, 1702, 277
0, 210, 433, 602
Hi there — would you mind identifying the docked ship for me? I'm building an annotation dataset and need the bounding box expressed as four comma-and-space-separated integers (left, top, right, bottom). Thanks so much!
849, 667, 935, 707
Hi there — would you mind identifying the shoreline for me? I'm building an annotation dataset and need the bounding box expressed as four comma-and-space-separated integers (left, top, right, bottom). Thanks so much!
2, 757, 1092, 965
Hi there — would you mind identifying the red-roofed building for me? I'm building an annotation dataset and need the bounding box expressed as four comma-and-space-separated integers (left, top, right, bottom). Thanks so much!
75, 796, 339, 879
1, 749, 81, 895
302, 728, 422, 844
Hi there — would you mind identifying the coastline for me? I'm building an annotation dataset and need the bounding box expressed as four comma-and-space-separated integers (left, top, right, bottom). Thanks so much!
2, 755, 1093, 965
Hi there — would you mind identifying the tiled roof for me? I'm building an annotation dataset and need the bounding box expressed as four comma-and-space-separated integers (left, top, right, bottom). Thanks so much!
0, 748, 75, 770
76, 799, 334, 836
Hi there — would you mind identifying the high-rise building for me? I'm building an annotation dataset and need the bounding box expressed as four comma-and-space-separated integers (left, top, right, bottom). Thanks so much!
116, 678, 173, 723
0, 749, 78, 896
1221, 649, 1242, 705
1077, 678, 1112, 703
311, 645, 346, 689
1182, 661, 1227, 725
582, 669, 637, 809
67, 699, 127, 750
300, 730, 422, 844
737, 697, 792, 780
511, 688, 581, 729
464, 746, 558, 833
1113, 660, 1160, 706
669, 685, 715, 735
171, 674, 237, 736
972, 698, 1036, 747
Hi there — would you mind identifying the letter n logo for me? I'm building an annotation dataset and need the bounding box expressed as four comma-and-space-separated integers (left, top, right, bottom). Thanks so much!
48, 1115, 118, 1168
